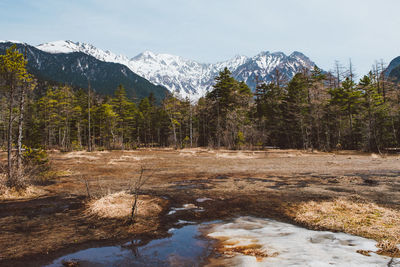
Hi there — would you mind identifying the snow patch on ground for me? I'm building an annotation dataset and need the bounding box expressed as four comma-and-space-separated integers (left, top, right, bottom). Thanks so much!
168, 203, 204, 215
176, 220, 196, 225
197, 197, 212, 203
207, 217, 394, 266
167, 210, 177, 215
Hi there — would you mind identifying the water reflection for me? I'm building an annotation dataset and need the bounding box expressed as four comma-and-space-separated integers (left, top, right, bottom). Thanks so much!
46, 224, 213, 267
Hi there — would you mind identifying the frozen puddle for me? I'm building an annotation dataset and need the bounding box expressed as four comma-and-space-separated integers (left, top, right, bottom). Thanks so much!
206, 217, 397, 266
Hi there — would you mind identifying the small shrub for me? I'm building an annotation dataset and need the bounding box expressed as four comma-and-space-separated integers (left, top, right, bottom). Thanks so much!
23, 146, 49, 167
23, 146, 53, 185
34, 170, 58, 185
71, 141, 83, 151
236, 131, 245, 149
182, 136, 190, 148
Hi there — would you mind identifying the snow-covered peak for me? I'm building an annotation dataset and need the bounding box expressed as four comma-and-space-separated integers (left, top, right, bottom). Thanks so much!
289, 51, 309, 61
128, 51, 212, 99
36, 40, 80, 53
35, 40, 316, 99
214, 55, 248, 71
289, 51, 307, 58
36, 40, 130, 63
133, 50, 158, 60
132, 51, 199, 67
0, 40, 25, 44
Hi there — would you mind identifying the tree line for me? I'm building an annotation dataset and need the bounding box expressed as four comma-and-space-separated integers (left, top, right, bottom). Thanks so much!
1, 46, 400, 182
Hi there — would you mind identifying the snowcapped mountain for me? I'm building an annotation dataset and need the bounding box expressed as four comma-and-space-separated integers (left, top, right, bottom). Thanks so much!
35, 40, 316, 100
0, 41, 168, 101
231, 51, 316, 89
37, 40, 130, 64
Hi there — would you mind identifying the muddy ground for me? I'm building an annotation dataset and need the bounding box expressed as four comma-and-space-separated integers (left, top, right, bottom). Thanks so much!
0, 149, 399, 266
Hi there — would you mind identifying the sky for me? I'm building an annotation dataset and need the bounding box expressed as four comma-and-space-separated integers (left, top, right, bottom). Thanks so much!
1, 0, 399, 76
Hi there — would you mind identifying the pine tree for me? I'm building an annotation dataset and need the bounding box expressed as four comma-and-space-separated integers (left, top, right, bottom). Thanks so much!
0, 45, 34, 186
112, 84, 135, 149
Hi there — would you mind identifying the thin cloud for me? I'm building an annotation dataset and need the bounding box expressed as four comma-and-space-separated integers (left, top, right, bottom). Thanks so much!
0, 0, 399, 75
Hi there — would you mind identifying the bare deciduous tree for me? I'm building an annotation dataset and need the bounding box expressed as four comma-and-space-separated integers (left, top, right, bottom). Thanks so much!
129, 166, 153, 224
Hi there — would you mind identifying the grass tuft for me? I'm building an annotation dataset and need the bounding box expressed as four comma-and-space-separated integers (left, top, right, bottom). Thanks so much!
291, 198, 400, 256
87, 191, 163, 219
0, 185, 46, 200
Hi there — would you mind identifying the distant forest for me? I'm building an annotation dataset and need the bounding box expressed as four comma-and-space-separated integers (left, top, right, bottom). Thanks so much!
2, 45, 400, 157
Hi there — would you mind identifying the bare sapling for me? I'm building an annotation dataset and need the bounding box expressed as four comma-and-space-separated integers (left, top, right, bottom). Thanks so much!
79, 176, 92, 199
84, 178, 91, 199
129, 166, 152, 224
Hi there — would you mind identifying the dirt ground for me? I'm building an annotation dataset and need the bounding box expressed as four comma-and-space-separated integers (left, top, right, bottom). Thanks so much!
0, 148, 399, 266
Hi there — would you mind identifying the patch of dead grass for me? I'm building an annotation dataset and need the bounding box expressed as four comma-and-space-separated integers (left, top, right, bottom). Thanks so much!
0, 185, 46, 200
63, 151, 99, 160
291, 197, 400, 257
0, 164, 48, 200
215, 152, 257, 159
216, 243, 277, 261
87, 191, 163, 219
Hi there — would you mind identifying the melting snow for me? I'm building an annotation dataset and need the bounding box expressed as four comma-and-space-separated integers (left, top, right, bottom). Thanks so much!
168, 203, 203, 215
167, 210, 177, 215
176, 220, 196, 225
207, 217, 395, 266
197, 197, 212, 203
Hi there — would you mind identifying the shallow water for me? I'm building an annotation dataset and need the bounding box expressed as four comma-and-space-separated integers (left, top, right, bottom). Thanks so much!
46, 224, 213, 267
45, 217, 398, 267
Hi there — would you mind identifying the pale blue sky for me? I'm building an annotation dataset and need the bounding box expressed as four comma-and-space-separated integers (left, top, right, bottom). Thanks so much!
1, 0, 399, 76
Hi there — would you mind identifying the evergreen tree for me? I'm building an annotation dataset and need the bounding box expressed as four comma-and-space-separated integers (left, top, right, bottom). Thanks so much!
0, 45, 34, 186
1, 47, 400, 154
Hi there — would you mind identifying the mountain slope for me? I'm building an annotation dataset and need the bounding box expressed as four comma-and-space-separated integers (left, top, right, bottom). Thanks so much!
389, 65, 400, 82
387, 56, 400, 82
230, 51, 314, 89
130, 50, 315, 99
0, 41, 168, 101
36, 41, 317, 99
385, 56, 400, 76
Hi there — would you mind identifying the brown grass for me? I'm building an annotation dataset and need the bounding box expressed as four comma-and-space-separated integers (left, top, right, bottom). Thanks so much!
215, 243, 277, 261
0, 170, 47, 200
291, 198, 400, 256
0, 185, 46, 200
63, 151, 99, 160
87, 191, 163, 219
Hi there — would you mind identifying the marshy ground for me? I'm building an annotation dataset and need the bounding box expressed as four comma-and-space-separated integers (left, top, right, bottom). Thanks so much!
0, 149, 399, 266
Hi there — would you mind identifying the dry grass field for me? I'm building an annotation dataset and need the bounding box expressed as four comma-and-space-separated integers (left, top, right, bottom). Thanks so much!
0, 148, 399, 265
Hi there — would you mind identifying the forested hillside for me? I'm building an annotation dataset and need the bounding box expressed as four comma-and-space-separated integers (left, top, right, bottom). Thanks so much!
1, 45, 400, 156
0, 42, 169, 101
